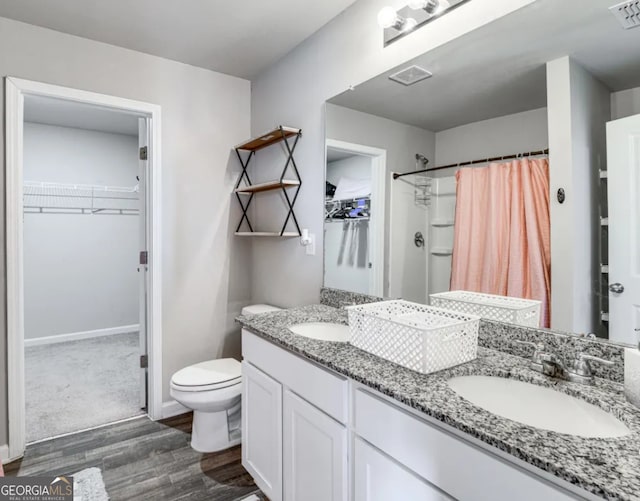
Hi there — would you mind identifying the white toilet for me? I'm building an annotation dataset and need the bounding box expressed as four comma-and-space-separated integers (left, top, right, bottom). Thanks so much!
170, 304, 281, 453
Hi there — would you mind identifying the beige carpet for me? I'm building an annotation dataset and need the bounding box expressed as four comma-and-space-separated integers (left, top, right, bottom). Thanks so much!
25, 332, 144, 442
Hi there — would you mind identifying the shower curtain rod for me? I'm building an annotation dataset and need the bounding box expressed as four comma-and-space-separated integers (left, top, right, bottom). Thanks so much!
392, 148, 549, 180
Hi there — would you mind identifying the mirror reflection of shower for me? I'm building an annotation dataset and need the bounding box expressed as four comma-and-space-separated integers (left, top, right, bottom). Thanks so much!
414, 154, 432, 208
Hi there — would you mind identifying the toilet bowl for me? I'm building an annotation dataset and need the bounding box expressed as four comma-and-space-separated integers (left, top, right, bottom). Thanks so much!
170, 304, 281, 453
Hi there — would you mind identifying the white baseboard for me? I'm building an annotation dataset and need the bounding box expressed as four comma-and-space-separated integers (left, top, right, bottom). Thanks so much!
0, 444, 13, 465
161, 400, 190, 419
24, 324, 140, 347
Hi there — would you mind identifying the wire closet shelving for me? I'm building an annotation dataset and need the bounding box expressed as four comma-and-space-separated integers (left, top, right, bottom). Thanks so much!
23, 181, 140, 215
325, 196, 371, 223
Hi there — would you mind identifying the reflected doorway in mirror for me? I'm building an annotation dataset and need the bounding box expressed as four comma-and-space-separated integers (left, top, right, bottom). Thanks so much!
324, 139, 386, 297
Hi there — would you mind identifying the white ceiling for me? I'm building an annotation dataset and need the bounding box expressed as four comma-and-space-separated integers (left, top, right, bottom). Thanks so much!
327, 149, 358, 163
329, 0, 640, 132
0, 0, 357, 79
24, 95, 141, 136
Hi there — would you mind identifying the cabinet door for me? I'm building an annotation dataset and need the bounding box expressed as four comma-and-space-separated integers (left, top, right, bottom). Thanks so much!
354, 438, 453, 501
283, 390, 347, 501
242, 361, 283, 501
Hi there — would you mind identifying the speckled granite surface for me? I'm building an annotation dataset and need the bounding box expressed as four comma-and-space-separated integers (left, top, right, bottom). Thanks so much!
237, 304, 640, 500
319, 287, 383, 308
479, 319, 627, 384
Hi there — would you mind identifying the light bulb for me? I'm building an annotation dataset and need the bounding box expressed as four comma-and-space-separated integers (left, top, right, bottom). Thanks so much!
436, 0, 450, 13
408, 0, 428, 9
377, 6, 399, 29
403, 17, 418, 32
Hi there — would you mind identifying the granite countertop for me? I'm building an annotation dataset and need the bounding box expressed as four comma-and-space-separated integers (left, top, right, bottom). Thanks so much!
237, 305, 640, 500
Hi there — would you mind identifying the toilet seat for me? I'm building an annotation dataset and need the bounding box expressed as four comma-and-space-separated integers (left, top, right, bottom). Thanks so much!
170, 358, 241, 392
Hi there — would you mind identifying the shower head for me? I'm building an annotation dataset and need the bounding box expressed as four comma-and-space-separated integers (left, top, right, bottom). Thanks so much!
415, 153, 429, 165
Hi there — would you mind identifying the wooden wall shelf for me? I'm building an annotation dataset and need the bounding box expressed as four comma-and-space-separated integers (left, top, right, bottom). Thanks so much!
235, 179, 300, 195
235, 126, 301, 152
233, 126, 303, 237
235, 232, 299, 237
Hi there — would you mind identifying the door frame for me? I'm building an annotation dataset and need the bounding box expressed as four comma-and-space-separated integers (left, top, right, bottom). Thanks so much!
5, 77, 163, 460
325, 139, 386, 297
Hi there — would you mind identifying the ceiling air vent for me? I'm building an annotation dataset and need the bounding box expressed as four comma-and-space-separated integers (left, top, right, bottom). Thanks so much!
388, 65, 433, 86
610, 1, 640, 29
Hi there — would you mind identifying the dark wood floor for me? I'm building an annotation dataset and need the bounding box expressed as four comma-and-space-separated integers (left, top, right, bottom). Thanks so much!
4, 413, 265, 501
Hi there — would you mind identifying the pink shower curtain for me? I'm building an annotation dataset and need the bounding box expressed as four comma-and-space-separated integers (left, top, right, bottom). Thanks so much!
450, 158, 551, 327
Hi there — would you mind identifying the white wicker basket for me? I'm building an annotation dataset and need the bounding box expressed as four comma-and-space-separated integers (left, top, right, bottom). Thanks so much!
429, 291, 541, 327
346, 300, 480, 374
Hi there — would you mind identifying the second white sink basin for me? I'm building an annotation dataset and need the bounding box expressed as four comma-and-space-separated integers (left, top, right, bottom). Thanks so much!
448, 375, 631, 438
289, 322, 351, 342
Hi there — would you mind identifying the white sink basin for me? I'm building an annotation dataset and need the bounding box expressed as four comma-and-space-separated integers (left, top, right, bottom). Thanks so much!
289, 322, 350, 342
448, 375, 630, 438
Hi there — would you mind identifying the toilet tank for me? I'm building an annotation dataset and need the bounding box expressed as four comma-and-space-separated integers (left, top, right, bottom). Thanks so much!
241, 304, 282, 315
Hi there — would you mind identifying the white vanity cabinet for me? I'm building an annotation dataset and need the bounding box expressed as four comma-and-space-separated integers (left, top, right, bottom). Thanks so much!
241, 361, 283, 501
283, 390, 348, 501
242, 329, 348, 501
354, 437, 453, 501
242, 329, 592, 501
353, 388, 581, 501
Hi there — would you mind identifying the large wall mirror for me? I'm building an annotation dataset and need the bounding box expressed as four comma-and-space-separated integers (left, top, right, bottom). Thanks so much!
323, 2, 640, 344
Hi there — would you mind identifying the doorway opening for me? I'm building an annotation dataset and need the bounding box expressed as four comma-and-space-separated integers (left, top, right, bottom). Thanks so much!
6, 78, 162, 460
324, 139, 386, 297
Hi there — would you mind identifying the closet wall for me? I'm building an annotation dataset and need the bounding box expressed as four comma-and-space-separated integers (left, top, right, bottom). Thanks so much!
23, 123, 139, 342
327, 155, 371, 181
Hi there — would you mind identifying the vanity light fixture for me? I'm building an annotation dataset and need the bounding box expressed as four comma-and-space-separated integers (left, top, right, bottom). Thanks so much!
377, 6, 417, 32
379, 0, 471, 46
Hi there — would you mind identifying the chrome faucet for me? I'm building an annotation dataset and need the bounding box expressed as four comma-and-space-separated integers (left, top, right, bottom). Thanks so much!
515, 340, 562, 377
515, 340, 613, 385
564, 352, 615, 385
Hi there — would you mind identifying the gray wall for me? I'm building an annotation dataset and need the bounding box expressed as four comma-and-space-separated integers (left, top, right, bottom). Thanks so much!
611, 86, 640, 120
434, 108, 549, 168
249, 0, 536, 308
547, 57, 610, 336
23, 123, 139, 339
0, 16, 251, 448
